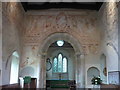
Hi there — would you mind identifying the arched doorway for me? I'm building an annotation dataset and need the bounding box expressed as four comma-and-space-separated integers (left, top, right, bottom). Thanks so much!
38, 33, 85, 88
46, 41, 75, 88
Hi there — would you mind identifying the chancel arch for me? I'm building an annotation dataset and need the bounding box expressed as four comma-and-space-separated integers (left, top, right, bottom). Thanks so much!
39, 33, 83, 54
38, 33, 85, 88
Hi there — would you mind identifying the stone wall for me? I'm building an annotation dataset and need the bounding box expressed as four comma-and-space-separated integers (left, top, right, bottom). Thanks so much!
2, 2, 25, 85
98, 2, 118, 72
118, 2, 120, 71
21, 9, 100, 68
20, 9, 101, 88
2, 1, 119, 87
23, 10, 100, 52
0, 1, 2, 86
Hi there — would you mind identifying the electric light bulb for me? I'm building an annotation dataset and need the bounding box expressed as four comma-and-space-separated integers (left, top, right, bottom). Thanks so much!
57, 40, 64, 47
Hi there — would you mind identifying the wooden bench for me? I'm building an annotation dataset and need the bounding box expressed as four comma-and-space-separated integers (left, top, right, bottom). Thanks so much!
0, 83, 20, 89
0, 78, 37, 89
100, 84, 120, 90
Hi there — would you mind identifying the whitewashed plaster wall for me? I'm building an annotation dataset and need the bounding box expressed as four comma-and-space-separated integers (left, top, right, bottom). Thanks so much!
46, 47, 75, 80
0, 1, 2, 86
2, 2, 25, 85
85, 53, 101, 86
19, 45, 39, 78
20, 9, 101, 88
21, 10, 100, 64
2, 2, 118, 88
118, 2, 120, 71
98, 2, 118, 73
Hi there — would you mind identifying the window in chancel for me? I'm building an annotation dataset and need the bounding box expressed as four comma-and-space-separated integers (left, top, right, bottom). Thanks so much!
53, 53, 67, 73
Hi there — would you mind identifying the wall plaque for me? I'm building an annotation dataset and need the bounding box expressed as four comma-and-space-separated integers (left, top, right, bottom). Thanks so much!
108, 71, 120, 85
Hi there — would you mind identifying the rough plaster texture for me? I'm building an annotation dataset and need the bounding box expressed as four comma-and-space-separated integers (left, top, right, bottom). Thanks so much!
98, 2, 118, 72
20, 9, 101, 88
118, 2, 120, 71
2, 2, 25, 85
0, 1, 2, 86
21, 9, 100, 66
23, 10, 100, 51
1, 1, 119, 88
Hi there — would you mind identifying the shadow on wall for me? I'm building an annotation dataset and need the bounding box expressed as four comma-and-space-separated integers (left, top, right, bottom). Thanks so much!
20, 66, 35, 77
100, 54, 107, 84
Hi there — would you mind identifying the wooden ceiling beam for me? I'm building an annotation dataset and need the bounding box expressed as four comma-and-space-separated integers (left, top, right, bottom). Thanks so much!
21, 2, 103, 12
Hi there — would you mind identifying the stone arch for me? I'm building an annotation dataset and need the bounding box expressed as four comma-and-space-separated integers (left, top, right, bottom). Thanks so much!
5, 50, 19, 69
38, 33, 83, 55
87, 67, 100, 85
87, 67, 100, 74
38, 32, 85, 88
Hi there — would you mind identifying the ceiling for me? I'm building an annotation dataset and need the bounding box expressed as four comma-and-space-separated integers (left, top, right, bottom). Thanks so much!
21, 2, 103, 12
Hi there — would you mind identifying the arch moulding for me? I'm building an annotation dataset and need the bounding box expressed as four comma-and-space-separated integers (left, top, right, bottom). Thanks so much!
38, 33, 83, 55
37, 32, 85, 88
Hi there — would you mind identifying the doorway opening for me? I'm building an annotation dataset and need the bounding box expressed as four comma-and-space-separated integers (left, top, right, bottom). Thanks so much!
46, 40, 75, 88
39, 33, 84, 88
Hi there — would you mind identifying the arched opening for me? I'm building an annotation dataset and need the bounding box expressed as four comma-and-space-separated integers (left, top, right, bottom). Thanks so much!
46, 41, 75, 82
38, 33, 85, 88
100, 54, 107, 84
87, 67, 100, 85
10, 51, 19, 84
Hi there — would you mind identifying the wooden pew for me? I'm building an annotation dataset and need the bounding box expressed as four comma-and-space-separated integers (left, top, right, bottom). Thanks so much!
0, 78, 37, 89
100, 84, 120, 90
0, 83, 20, 89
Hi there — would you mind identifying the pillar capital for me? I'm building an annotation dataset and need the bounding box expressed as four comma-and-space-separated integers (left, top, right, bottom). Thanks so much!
38, 52, 47, 59
75, 53, 85, 58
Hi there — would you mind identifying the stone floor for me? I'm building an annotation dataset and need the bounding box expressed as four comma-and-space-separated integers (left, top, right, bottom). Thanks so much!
47, 88, 70, 90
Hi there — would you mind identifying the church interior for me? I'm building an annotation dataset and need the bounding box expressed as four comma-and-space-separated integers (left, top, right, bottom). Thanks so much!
0, 1, 120, 89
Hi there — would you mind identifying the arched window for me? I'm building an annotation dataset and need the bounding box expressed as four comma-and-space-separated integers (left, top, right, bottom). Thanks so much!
53, 53, 67, 73
10, 51, 19, 84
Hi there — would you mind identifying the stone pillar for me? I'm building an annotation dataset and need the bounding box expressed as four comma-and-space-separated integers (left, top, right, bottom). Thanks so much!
75, 53, 85, 88
80, 54, 85, 88
75, 53, 81, 88
39, 53, 46, 88
0, 1, 2, 86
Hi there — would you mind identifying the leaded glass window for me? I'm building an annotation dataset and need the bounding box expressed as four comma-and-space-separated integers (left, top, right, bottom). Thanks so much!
53, 53, 67, 73
63, 57, 67, 72
53, 58, 57, 72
